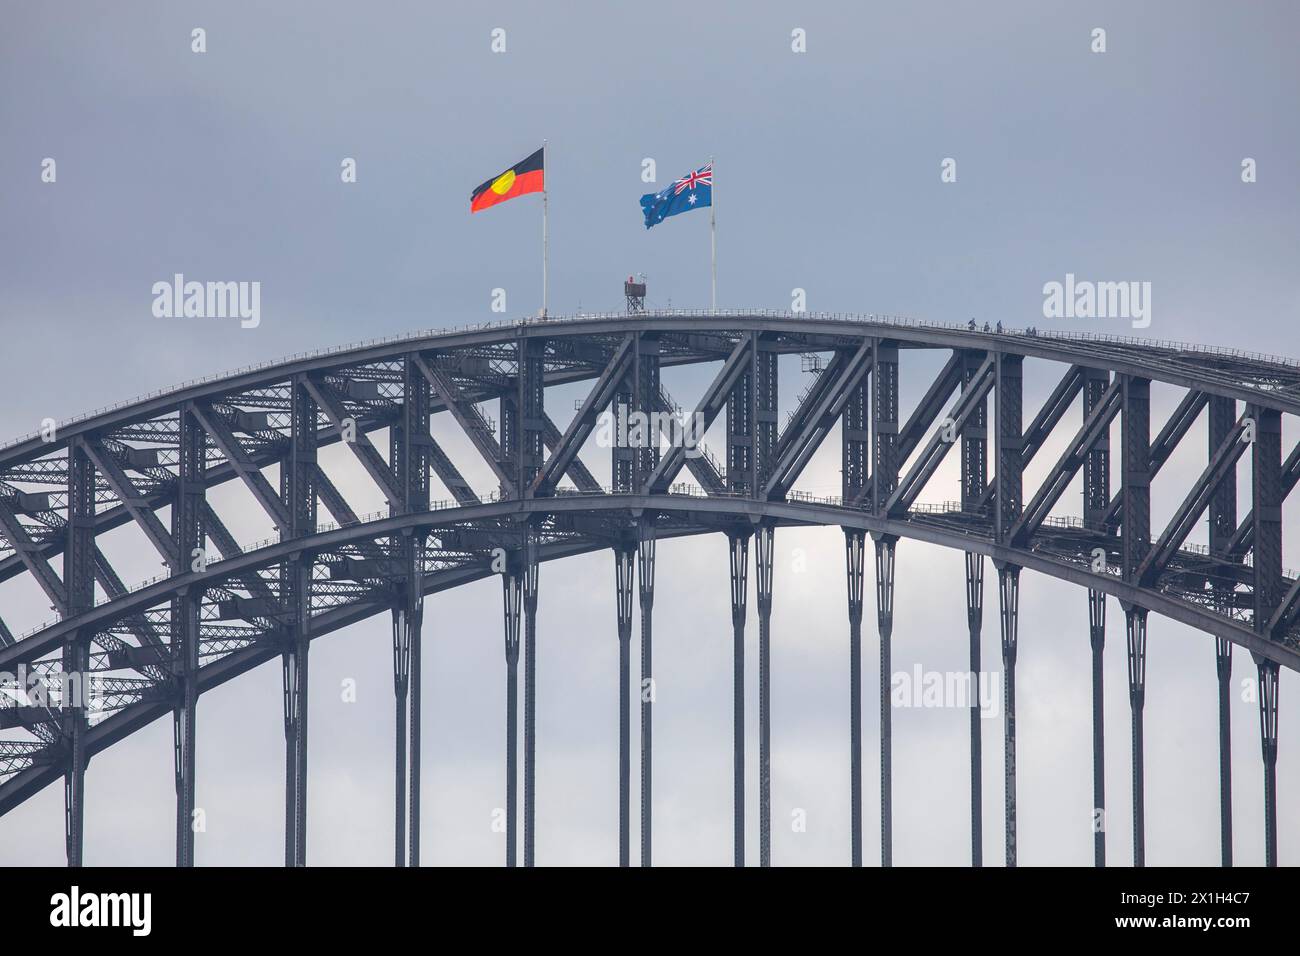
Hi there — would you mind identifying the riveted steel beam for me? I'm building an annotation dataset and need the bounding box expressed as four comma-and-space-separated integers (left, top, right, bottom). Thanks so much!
62, 438, 96, 868
844, 528, 866, 867
885, 354, 994, 518
874, 534, 896, 866
172, 404, 205, 867
870, 342, 900, 514
503, 336, 547, 496
976, 365, 1084, 512
995, 353, 1024, 543
615, 544, 634, 866
301, 376, 404, 505
279, 379, 316, 868
1227, 439, 1300, 557
855, 351, 963, 508
533, 336, 634, 496
416, 354, 516, 497
541, 413, 600, 493
645, 336, 750, 494
842, 355, 870, 505
1104, 389, 1208, 527
638, 517, 655, 867
83, 439, 175, 562
1137, 413, 1249, 586
522, 533, 538, 868
755, 522, 774, 866
728, 531, 749, 867
1009, 377, 1121, 546
961, 349, 988, 868
1120, 374, 1152, 868
1082, 367, 1111, 869
1254, 653, 1279, 867
502, 556, 523, 867
997, 564, 1020, 868
192, 402, 292, 532
0, 497, 68, 610
765, 342, 872, 500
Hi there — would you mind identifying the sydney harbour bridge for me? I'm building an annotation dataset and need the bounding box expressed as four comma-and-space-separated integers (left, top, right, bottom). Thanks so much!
0, 312, 1294, 868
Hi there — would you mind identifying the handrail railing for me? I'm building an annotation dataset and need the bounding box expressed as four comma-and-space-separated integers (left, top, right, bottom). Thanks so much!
5, 310, 1297, 452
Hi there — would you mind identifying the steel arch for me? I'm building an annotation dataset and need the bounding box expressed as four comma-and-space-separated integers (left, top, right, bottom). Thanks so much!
1, 312, 1295, 867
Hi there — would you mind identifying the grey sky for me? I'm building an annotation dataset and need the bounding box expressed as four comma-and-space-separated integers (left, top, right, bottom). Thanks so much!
1, 1, 1298, 865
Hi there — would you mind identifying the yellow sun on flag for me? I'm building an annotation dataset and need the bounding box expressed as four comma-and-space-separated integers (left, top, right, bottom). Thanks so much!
491, 170, 516, 195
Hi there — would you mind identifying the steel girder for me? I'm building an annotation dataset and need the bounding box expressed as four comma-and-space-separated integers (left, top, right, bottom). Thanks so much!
841, 355, 870, 504
855, 351, 963, 509
726, 529, 748, 867
722, 331, 778, 495
3, 476, 1297, 684
844, 528, 866, 867
960, 349, 988, 868
1082, 367, 1111, 868
171, 404, 205, 867
62, 439, 95, 866
3, 315, 1300, 869
614, 543, 634, 866
885, 354, 995, 517
637, 517, 655, 867
2, 494, 1296, 837
993, 354, 1023, 869
766, 342, 872, 500
533, 336, 633, 496
417, 355, 515, 497
644, 335, 749, 494
8, 317, 1296, 589
279, 376, 316, 867
389, 355, 430, 868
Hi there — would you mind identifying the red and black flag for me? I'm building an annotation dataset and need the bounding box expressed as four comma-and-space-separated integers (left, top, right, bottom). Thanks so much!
470, 147, 545, 213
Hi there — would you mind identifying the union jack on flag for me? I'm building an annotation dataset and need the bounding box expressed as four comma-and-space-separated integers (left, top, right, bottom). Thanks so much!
673, 163, 713, 195
639, 161, 713, 229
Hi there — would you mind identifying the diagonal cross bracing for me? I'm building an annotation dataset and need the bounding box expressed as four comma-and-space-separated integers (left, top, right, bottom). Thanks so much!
644, 336, 752, 495
426, 440, 479, 505
1227, 438, 1300, 557
203, 504, 279, 604
1266, 575, 1300, 636
191, 403, 292, 532
1136, 414, 1249, 586
1103, 389, 1209, 527
415, 354, 516, 497
851, 351, 964, 508
83, 440, 176, 562
531, 337, 634, 496
652, 390, 725, 493
540, 414, 601, 493
764, 342, 873, 500
0, 498, 68, 610
975, 365, 1085, 510
301, 377, 404, 504
1008, 377, 1122, 546
885, 355, 995, 518
314, 470, 361, 526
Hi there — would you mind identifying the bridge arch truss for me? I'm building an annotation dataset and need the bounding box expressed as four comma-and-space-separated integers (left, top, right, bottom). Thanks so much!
1, 312, 1297, 867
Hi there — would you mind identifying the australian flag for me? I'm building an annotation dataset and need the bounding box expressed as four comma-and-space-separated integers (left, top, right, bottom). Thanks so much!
640, 162, 712, 229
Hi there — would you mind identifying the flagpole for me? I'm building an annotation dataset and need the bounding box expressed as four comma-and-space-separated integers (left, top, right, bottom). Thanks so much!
542, 140, 548, 318
709, 155, 716, 312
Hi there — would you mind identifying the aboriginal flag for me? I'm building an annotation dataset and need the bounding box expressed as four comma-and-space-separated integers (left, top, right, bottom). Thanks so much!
470, 148, 545, 213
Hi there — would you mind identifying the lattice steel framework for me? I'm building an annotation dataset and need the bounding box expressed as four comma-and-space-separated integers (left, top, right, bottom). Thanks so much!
1, 312, 1297, 868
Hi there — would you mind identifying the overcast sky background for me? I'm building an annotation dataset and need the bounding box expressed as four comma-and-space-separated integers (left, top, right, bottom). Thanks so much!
1, 1, 1298, 866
